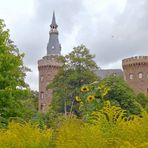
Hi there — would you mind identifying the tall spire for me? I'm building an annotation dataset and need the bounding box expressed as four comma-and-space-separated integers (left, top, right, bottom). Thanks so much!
47, 12, 61, 55
50, 11, 58, 28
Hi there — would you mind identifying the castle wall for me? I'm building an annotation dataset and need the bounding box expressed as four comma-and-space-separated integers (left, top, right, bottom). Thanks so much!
122, 56, 148, 94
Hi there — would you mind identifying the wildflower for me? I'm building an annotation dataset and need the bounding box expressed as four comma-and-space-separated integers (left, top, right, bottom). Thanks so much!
79, 101, 84, 111
80, 86, 89, 92
75, 96, 81, 102
80, 101, 84, 106
87, 95, 95, 102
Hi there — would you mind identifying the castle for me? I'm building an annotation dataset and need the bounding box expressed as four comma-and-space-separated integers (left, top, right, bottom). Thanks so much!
122, 56, 148, 94
38, 13, 148, 112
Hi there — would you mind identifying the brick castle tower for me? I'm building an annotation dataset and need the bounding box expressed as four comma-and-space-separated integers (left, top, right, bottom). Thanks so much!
38, 12, 62, 112
122, 56, 148, 94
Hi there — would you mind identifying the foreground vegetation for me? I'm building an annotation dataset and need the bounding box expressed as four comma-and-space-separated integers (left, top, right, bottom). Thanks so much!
0, 19, 148, 147
0, 102, 148, 148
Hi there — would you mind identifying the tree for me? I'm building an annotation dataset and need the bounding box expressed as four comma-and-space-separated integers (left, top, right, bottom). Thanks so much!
49, 45, 99, 114
136, 93, 148, 113
102, 75, 141, 115
0, 19, 30, 123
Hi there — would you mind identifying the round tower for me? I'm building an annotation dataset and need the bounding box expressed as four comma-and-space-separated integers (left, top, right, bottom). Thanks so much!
38, 12, 62, 112
38, 55, 62, 112
122, 56, 148, 94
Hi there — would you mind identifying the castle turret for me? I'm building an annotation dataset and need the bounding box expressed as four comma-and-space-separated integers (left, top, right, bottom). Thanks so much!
38, 12, 62, 112
122, 56, 148, 94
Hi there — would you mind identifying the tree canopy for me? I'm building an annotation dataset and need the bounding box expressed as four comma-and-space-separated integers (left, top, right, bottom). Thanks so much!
49, 45, 99, 114
0, 19, 31, 122
102, 76, 141, 115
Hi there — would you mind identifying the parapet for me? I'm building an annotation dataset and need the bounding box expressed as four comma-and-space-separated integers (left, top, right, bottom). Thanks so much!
122, 56, 148, 67
38, 55, 62, 68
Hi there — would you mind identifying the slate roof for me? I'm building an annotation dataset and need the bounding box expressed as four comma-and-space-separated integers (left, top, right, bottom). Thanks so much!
47, 12, 61, 55
96, 69, 123, 79
50, 11, 58, 28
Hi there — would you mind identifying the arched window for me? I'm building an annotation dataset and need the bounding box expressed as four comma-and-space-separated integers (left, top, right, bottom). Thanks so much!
138, 72, 143, 79
129, 74, 133, 80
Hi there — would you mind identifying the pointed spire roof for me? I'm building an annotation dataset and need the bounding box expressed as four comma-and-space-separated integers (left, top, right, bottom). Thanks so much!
50, 11, 58, 28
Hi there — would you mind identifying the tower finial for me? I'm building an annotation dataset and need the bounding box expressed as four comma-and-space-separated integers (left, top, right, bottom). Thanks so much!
50, 11, 58, 28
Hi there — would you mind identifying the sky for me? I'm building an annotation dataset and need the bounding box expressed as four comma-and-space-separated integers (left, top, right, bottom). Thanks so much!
0, 0, 148, 90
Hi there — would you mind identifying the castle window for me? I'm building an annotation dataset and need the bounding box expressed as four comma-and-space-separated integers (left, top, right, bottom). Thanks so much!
40, 92, 44, 99
138, 72, 143, 79
129, 74, 133, 80
40, 76, 44, 82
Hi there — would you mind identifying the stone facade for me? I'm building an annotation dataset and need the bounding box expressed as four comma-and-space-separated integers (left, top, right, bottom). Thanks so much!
122, 56, 148, 94
38, 55, 62, 112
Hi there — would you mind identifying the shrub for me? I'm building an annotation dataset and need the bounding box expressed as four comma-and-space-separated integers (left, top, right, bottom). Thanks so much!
0, 121, 52, 148
55, 102, 148, 148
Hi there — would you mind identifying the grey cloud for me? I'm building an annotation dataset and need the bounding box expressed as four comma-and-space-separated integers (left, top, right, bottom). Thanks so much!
12, 0, 85, 89
75, 0, 148, 66
16, 0, 85, 66
6, 0, 148, 90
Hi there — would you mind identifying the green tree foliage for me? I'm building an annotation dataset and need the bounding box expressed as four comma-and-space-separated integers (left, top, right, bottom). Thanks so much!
0, 19, 31, 124
136, 93, 148, 112
50, 45, 99, 114
102, 75, 141, 115
20, 90, 39, 121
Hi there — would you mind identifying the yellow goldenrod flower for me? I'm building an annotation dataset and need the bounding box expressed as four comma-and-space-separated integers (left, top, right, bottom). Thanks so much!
78, 101, 84, 111
75, 96, 81, 102
87, 95, 95, 102
80, 101, 84, 106
80, 86, 89, 92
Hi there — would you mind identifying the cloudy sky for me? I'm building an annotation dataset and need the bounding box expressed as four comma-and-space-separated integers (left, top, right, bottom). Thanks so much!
0, 0, 148, 90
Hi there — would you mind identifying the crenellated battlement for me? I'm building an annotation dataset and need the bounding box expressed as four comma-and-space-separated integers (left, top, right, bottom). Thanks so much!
122, 56, 148, 66
38, 55, 62, 68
